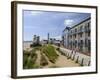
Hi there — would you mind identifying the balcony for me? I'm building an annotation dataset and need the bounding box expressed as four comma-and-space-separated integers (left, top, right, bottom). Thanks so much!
77, 29, 84, 33
84, 27, 90, 32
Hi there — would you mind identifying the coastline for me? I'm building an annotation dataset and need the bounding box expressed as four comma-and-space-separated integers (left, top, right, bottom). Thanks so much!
23, 41, 32, 50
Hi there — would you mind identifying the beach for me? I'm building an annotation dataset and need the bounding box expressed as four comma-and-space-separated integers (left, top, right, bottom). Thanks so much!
23, 41, 32, 50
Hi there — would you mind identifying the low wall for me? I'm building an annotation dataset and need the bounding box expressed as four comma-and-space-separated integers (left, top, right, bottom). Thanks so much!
60, 47, 90, 66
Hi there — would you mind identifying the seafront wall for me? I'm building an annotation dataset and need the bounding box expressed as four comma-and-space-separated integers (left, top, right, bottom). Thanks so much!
60, 47, 90, 66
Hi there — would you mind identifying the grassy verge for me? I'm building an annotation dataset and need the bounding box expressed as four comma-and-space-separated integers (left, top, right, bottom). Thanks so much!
23, 49, 39, 69
42, 44, 59, 63
23, 44, 59, 69
40, 53, 48, 66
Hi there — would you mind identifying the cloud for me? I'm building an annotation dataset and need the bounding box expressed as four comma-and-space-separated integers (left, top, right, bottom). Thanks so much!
24, 11, 43, 16
64, 19, 74, 27
30, 11, 43, 16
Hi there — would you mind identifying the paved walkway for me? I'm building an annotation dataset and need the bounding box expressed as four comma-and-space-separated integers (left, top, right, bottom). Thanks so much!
59, 47, 91, 66
35, 47, 80, 68
54, 50, 80, 67
30, 45, 90, 68
42, 53, 54, 68
42, 45, 80, 68
35, 51, 41, 66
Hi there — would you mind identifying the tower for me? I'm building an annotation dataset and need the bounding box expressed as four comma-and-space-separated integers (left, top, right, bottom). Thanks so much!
48, 33, 49, 44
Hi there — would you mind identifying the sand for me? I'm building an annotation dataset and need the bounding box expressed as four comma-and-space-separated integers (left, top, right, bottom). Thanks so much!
35, 47, 80, 68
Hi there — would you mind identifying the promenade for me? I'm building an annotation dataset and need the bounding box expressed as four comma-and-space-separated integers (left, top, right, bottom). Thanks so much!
59, 47, 90, 66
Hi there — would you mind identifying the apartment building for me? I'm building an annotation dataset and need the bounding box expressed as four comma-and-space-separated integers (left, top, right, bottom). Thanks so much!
62, 17, 91, 55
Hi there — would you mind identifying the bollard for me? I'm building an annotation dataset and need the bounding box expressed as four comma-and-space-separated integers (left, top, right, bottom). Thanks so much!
66, 53, 68, 57
66, 52, 68, 57
69, 53, 71, 59
71, 53, 74, 60
72, 53, 76, 60
80, 58, 84, 66
88, 60, 91, 66
69, 52, 73, 59
67, 53, 70, 59
75, 56, 79, 63
68, 51, 73, 59
67, 53, 69, 59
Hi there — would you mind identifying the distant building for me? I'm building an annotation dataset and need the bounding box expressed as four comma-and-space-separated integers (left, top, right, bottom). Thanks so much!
41, 38, 61, 46
62, 17, 91, 55
53, 40, 61, 46
41, 40, 48, 44
47, 33, 50, 44
33, 35, 40, 45
49, 38, 61, 46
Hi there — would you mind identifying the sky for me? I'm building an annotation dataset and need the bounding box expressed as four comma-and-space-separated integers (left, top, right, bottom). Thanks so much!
23, 10, 90, 41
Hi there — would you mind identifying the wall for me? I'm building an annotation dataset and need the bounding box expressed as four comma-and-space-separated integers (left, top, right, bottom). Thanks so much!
0, 0, 99, 80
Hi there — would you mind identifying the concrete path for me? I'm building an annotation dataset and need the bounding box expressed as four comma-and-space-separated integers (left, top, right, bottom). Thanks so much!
35, 51, 41, 66
29, 45, 86, 68
54, 50, 80, 67
42, 53, 54, 68
43, 45, 80, 68
60, 47, 91, 66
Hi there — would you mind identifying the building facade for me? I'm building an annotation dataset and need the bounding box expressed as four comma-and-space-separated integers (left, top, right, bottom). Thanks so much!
62, 17, 91, 55
62, 27, 70, 48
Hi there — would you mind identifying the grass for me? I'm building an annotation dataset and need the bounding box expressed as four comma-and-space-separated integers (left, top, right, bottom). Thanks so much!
42, 44, 59, 63
40, 53, 48, 66
23, 49, 38, 69
23, 44, 59, 69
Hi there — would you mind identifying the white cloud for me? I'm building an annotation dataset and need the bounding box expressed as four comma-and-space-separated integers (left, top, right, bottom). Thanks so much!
30, 11, 43, 16
64, 19, 74, 27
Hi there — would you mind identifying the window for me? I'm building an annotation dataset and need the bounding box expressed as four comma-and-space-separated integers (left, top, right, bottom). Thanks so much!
75, 28, 77, 32
85, 39, 87, 47
75, 40, 77, 48
87, 22, 90, 27
75, 34, 76, 38
71, 30, 72, 33
88, 40, 91, 52
88, 32, 90, 36
80, 33, 83, 37
85, 22, 90, 31
80, 26, 83, 31
80, 40, 83, 46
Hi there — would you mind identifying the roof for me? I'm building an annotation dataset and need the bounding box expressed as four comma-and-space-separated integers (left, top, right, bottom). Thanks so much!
70, 17, 91, 29
63, 26, 70, 32
63, 17, 91, 32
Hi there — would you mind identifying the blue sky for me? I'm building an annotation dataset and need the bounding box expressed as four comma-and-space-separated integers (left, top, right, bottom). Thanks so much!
23, 10, 90, 41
